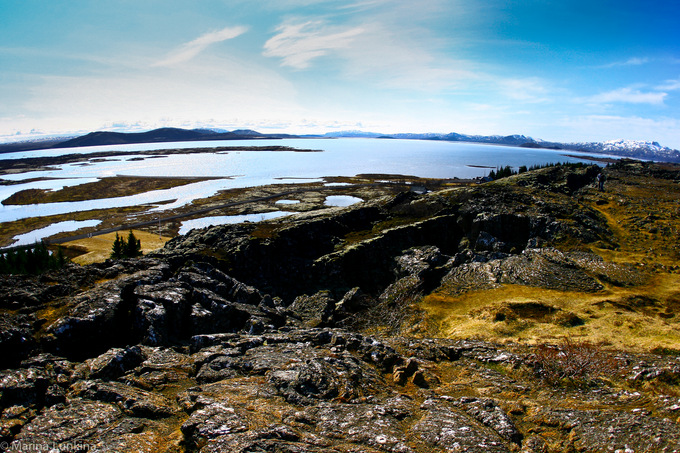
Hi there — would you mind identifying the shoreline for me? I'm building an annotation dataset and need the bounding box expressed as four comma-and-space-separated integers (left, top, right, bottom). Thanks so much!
0, 174, 457, 254
0, 145, 322, 175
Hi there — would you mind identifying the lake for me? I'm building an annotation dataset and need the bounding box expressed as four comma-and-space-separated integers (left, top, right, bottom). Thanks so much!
0, 137, 612, 226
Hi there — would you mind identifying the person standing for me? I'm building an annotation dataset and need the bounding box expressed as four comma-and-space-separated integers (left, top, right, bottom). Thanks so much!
596, 172, 606, 192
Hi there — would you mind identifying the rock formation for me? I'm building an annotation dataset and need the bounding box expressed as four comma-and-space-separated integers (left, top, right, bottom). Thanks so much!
1, 160, 680, 452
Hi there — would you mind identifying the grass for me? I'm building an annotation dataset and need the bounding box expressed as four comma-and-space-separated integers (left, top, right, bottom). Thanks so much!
421, 272, 680, 352
2, 176, 214, 205
0, 206, 145, 248
418, 166, 680, 353
60, 229, 170, 265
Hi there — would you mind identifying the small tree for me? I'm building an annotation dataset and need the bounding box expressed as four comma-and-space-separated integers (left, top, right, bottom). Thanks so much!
111, 231, 142, 259
111, 233, 126, 259
0, 242, 68, 275
125, 230, 142, 258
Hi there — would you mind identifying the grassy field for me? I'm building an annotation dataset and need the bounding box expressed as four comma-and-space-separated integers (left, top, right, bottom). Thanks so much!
1, 174, 419, 250
2, 176, 215, 205
61, 229, 170, 265
419, 164, 680, 352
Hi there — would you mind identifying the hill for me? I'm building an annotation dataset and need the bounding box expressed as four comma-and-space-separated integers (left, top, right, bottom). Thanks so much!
3, 127, 679, 162
0, 128, 299, 153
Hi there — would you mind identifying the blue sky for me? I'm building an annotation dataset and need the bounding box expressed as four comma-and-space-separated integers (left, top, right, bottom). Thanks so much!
1, 0, 679, 147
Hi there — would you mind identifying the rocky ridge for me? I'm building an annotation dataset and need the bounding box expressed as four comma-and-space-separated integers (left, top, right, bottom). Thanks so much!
1, 161, 680, 452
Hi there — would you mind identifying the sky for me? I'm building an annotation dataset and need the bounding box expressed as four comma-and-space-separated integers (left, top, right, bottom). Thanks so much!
1, 0, 679, 148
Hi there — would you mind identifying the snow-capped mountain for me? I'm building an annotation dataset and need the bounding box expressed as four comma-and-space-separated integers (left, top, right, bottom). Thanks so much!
562, 139, 679, 161
324, 131, 680, 162
2, 127, 678, 162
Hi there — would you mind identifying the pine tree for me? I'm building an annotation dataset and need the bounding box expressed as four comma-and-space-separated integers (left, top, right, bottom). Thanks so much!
0, 253, 8, 274
125, 230, 142, 258
56, 246, 66, 268
0, 242, 69, 275
111, 233, 125, 259
110, 231, 142, 259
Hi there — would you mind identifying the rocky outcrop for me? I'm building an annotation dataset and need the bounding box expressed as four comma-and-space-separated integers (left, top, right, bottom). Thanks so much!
440, 248, 644, 294
2, 162, 679, 451
4, 329, 680, 452
158, 164, 612, 304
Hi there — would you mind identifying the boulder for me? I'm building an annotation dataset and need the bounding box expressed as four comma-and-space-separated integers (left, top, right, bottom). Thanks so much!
413, 399, 512, 453
0, 314, 37, 367
75, 346, 146, 381
268, 353, 383, 405
9, 398, 177, 452
71, 380, 176, 418
289, 291, 336, 327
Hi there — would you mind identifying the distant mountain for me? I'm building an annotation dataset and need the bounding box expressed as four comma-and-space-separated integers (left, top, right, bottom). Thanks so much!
0, 128, 298, 153
324, 131, 680, 162
560, 139, 680, 162
322, 130, 384, 138
2, 127, 678, 162
323, 131, 536, 146
53, 128, 297, 149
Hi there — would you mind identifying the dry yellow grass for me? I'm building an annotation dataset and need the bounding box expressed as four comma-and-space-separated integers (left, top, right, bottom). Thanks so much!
421, 274, 680, 352
63, 229, 170, 265
418, 165, 680, 353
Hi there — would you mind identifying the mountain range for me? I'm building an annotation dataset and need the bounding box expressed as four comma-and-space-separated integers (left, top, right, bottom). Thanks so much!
1, 127, 678, 162
323, 131, 680, 162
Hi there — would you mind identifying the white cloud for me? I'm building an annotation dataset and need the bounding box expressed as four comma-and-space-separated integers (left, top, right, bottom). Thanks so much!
656, 78, 680, 91
14, 54, 301, 136
154, 26, 249, 66
334, 22, 480, 91
263, 21, 364, 69
497, 78, 551, 103
586, 87, 667, 105
600, 57, 651, 68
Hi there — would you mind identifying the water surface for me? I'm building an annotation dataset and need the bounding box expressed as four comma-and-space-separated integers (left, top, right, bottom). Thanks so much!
0, 138, 612, 225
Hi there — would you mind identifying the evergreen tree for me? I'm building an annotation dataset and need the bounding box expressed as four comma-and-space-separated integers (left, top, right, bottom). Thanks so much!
110, 231, 143, 259
111, 233, 125, 259
56, 246, 66, 268
125, 230, 142, 258
0, 253, 8, 274
0, 241, 69, 275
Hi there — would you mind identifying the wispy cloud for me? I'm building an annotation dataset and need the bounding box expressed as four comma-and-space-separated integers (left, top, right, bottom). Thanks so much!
155, 26, 249, 67
331, 21, 478, 90
586, 87, 667, 105
263, 21, 364, 69
600, 57, 651, 68
657, 78, 680, 91
497, 78, 551, 103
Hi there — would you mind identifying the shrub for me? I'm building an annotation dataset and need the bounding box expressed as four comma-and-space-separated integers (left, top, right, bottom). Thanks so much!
529, 337, 623, 387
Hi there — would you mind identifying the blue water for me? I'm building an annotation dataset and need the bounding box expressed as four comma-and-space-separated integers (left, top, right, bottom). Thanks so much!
0, 138, 610, 225
11, 219, 102, 246
178, 211, 294, 235
324, 195, 364, 207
